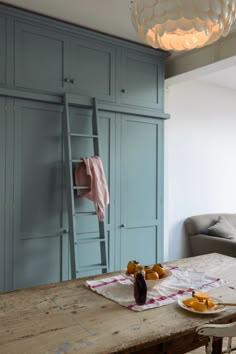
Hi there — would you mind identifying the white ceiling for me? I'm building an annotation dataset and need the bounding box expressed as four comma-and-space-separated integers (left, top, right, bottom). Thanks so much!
2, 0, 142, 44
2, 0, 236, 91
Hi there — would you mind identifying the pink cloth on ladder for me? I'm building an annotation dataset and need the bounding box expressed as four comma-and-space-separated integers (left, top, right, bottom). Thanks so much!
74, 156, 109, 221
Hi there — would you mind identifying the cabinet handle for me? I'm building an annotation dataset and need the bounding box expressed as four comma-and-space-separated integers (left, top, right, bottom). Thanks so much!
121, 89, 126, 93
70, 79, 76, 84
121, 224, 126, 228
64, 78, 70, 83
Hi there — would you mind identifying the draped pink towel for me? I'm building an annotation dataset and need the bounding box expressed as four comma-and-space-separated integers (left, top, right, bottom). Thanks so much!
74, 156, 109, 221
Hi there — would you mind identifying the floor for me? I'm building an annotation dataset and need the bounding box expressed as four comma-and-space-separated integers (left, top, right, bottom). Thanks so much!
188, 338, 236, 353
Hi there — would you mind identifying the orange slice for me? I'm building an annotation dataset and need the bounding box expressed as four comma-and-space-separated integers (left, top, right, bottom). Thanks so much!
192, 290, 210, 301
191, 301, 208, 312
182, 297, 198, 307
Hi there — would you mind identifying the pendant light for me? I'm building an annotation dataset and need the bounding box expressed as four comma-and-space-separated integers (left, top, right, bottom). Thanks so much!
131, 0, 236, 51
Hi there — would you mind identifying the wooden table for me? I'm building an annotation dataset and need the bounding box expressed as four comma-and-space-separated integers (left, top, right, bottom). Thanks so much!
0, 253, 236, 354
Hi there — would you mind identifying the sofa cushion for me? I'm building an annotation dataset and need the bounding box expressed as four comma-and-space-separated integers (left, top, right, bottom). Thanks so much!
208, 216, 236, 239
184, 213, 236, 237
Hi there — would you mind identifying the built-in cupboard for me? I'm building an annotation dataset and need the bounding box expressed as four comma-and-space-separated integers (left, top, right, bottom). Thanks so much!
0, 4, 169, 291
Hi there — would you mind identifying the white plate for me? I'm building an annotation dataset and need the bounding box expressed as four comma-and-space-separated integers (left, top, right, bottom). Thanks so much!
177, 295, 225, 315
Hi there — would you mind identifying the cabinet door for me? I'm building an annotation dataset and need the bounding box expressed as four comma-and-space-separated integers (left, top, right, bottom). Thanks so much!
13, 100, 64, 289
14, 22, 67, 93
65, 37, 116, 102
0, 98, 5, 290
120, 49, 164, 110
0, 16, 6, 85
118, 115, 164, 269
68, 108, 115, 276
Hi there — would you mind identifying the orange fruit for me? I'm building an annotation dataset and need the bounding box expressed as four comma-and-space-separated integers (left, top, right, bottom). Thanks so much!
182, 297, 198, 307
144, 265, 152, 272
152, 263, 166, 277
145, 270, 159, 280
191, 301, 208, 312
206, 299, 216, 309
127, 260, 139, 274
192, 290, 210, 301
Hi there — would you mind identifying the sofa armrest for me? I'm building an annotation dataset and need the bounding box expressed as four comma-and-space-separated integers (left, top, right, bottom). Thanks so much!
190, 234, 236, 258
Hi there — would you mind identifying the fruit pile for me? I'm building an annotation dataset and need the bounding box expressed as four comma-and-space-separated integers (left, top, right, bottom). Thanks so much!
182, 290, 216, 312
126, 260, 167, 280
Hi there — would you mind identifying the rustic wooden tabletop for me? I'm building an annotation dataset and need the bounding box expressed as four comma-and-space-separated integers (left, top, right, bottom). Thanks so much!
0, 253, 235, 354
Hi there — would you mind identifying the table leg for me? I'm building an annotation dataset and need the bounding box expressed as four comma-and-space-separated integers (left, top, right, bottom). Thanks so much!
212, 338, 223, 354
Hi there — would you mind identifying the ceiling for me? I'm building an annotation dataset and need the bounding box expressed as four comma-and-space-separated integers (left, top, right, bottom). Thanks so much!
2, 0, 142, 44
2, 0, 236, 91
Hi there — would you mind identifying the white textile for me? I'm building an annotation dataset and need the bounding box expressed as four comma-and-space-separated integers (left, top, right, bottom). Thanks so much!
85, 266, 225, 312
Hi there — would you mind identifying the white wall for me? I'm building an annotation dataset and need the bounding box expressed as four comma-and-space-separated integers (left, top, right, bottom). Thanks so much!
164, 79, 236, 262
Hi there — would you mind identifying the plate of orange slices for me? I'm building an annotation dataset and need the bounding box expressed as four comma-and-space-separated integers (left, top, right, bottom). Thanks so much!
177, 290, 225, 314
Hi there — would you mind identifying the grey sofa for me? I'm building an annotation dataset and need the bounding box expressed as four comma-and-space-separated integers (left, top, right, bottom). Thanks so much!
184, 213, 236, 258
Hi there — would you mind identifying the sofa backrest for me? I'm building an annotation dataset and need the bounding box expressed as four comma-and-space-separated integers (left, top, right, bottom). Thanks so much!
184, 213, 236, 237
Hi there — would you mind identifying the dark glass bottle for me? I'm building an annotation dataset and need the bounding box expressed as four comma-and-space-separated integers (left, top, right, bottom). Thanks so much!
134, 266, 147, 305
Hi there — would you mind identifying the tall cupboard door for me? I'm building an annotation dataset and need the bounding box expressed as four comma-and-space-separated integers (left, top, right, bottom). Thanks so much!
65, 37, 116, 102
118, 115, 164, 269
14, 22, 67, 93
0, 16, 6, 85
12, 99, 65, 289
0, 98, 5, 290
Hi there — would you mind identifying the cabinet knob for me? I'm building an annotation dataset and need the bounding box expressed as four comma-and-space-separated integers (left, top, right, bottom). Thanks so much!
64, 78, 70, 83
121, 224, 126, 228
121, 89, 126, 93
70, 79, 76, 84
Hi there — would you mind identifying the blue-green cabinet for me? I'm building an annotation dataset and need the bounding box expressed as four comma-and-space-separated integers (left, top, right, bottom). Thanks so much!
0, 98, 5, 291
0, 16, 6, 85
2, 100, 116, 289
0, 4, 168, 290
12, 99, 64, 289
66, 37, 116, 102
14, 21, 67, 93
120, 48, 165, 110
117, 115, 164, 269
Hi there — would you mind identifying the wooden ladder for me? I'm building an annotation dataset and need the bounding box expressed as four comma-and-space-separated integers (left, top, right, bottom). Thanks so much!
63, 93, 108, 279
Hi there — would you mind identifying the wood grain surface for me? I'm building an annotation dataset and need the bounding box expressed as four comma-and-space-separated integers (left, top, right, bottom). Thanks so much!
0, 253, 235, 354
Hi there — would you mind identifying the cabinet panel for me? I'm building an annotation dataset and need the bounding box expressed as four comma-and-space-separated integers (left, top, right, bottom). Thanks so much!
66, 38, 116, 102
13, 100, 64, 289
14, 22, 66, 93
119, 115, 163, 269
120, 49, 164, 110
0, 98, 5, 290
121, 227, 157, 267
0, 16, 6, 84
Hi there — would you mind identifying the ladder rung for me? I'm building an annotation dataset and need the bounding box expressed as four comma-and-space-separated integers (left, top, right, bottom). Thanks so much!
73, 186, 90, 190
74, 211, 97, 216
71, 159, 84, 163
76, 264, 107, 274
76, 238, 106, 245
70, 133, 98, 138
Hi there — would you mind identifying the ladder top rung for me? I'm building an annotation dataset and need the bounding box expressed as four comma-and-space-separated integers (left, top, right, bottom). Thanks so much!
70, 133, 98, 138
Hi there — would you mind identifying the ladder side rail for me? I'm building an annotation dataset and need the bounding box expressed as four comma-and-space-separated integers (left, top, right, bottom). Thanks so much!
99, 221, 108, 273
63, 94, 77, 279
92, 97, 100, 156
92, 97, 108, 273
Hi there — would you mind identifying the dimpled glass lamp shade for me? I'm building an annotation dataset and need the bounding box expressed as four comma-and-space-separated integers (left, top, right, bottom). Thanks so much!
131, 0, 236, 51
